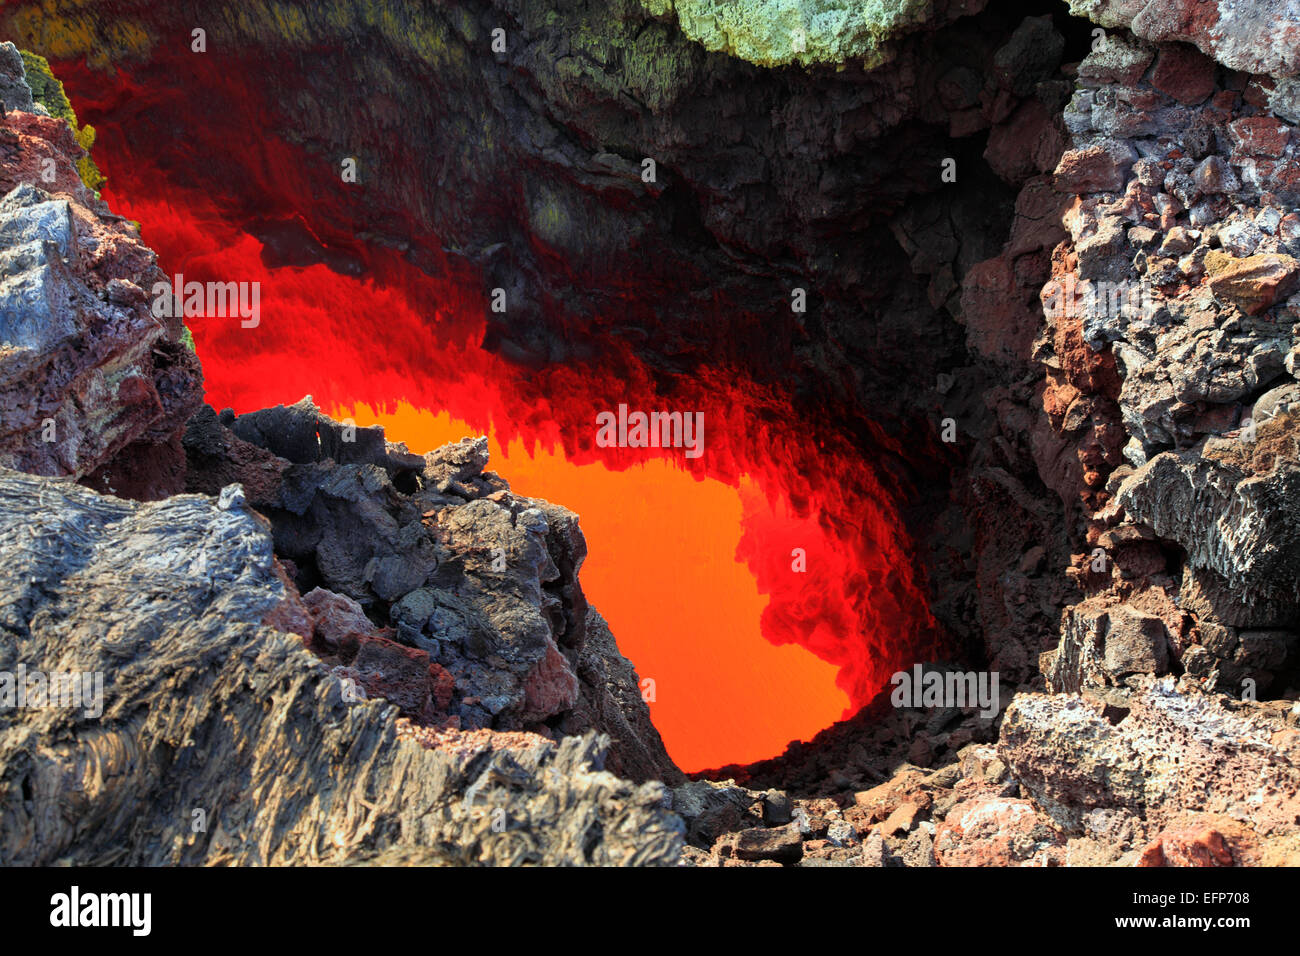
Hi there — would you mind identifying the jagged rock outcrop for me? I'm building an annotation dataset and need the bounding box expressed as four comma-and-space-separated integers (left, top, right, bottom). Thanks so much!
184, 396, 676, 785
0, 470, 682, 865
1024, 12, 1300, 709
561, 609, 683, 785
0, 48, 200, 499
1065, 0, 1300, 77
909, 0, 1300, 868
1117, 415, 1300, 603
0, 47, 681, 865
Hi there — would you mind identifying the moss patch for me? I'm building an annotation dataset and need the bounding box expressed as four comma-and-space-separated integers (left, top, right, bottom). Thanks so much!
642, 0, 937, 68
19, 49, 106, 192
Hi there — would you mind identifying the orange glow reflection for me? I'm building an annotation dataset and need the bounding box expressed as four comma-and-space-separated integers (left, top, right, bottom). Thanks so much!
339, 401, 849, 770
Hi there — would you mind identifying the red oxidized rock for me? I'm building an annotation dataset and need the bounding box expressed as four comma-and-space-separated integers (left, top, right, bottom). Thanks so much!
1139, 822, 1242, 867
350, 633, 435, 722
1228, 116, 1291, 158
934, 797, 1062, 866
0, 111, 93, 203
0, 105, 202, 494
1149, 45, 1218, 105
429, 662, 456, 712
303, 586, 375, 653
261, 558, 314, 642
1054, 144, 1131, 194
961, 255, 1044, 368
522, 639, 580, 721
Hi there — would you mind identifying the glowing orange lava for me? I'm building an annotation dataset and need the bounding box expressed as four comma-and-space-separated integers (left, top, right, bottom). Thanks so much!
342, 402, 848, 769
49, 53, 940, 771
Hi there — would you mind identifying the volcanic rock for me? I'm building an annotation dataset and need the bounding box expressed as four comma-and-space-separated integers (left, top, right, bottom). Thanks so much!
0, 83, 201, 497
1117, 416, 1300, 602
999, 679, 1300, 846
1048, 600, 1172, 692
934, 797, 1063, 866
1204, 251, 1300, 314
761, 789, 794, 826
670, 779, 761, 847
1138, 817, 1260, 866
1054, 142, 1136, 195
1065, 0, 1300, 77
187, 400, 629, 739
1149, 44, 1217, 105
0, 42, 33, 112
732, 825, 803, 864
641, 0, 987, 69
558, 609, 680, 784
0, 468, 683, 864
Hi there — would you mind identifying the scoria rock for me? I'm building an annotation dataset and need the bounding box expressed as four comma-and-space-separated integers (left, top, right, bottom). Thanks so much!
999, 678, 1300, 848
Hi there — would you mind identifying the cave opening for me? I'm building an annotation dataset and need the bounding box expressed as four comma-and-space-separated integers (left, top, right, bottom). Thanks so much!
21, 0, 1089, 777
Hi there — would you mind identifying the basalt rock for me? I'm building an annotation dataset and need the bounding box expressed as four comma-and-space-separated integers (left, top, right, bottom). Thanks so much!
0, 468, 684, 865
1117, 414, 1300, 604
560, 609, 682, 785
1065, 0, 1300, 77
0, 67, 201, 499
186, 398, 678, 782
999, 678, 1300, 854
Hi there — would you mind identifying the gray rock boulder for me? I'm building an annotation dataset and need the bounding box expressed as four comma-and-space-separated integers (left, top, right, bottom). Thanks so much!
1000, 678, 1300, 847
0, 467, 683, 865
1117, 415, 1300, 604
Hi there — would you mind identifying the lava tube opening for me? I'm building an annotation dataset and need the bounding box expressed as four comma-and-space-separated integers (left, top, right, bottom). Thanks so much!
36, 34, 945, 772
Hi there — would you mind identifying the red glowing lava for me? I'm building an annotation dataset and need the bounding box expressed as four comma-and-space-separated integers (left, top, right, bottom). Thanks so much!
48, 53, 941, 770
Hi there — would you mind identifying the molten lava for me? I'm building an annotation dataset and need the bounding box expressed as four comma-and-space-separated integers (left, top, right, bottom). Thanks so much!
48, 51, 942, 771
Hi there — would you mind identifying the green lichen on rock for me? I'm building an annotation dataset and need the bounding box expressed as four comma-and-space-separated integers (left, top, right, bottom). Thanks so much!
521, 1, 704, 116
641, 0, 939, 68
19, 49, 106, 191
1063, 0, 1126, 28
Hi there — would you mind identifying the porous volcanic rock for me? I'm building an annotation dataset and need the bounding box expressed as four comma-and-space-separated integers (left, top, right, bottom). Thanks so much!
1066, 0, 1300, 77
999, 678, 1300, 856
